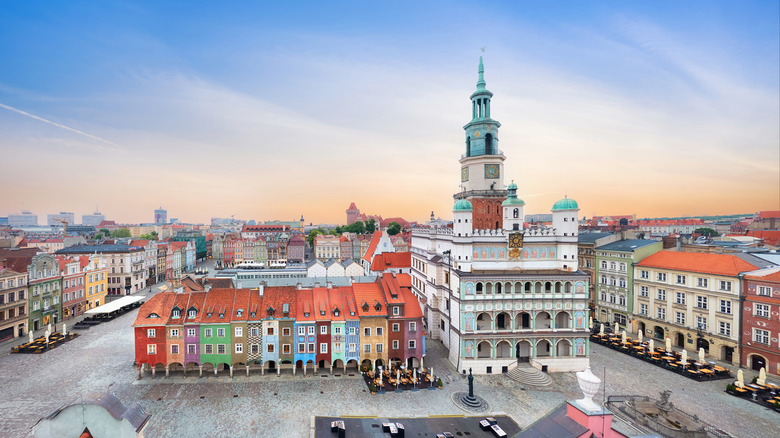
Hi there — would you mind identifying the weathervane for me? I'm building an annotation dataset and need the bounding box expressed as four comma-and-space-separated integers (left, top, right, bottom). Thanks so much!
480, 46, 487, 53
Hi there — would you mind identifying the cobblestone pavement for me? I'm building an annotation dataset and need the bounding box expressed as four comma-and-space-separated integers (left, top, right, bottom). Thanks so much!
1, 304, 778, 437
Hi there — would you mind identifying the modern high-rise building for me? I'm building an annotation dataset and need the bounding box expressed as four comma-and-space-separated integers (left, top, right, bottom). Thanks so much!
411, 57, 591, 375
8, 211, 38, 227
47, 212, 75, 226
154, 207, 167, 225
82, 211, 105, 227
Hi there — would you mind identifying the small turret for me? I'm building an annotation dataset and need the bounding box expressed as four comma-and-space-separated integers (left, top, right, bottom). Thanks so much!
453, 199, 473, 238
552, 196, 579, 237
502, 181, 525, 232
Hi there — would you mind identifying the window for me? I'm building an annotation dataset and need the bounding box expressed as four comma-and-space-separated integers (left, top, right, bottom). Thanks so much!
363, 344, 370, 353
266, 344, 274, 353
620, 263, 626, 272
375, 343, 383, 353
657, 308, 666, 320
758, 286, 771, 296
675, 275, 686, 285
408, 340, 416, 349
217, 328, 225, 337
170, 329, 179, 337
619, 278, 626, 288
393, 306, 399, 315
308, 343, 315, 353
639, 304, 648, 315
320, 325, 327, 334
298, 326, 305, 335
674, 292, 685, 305
719, 300, 732, 314
233, 327, 242, 337
282, 327, 291, 336
147, 344, 157, 354
348, 327, 356, 335
364, 327, 371, 336
205, 328, 212, 337
334, 343, 342, 353
754, 329, 770, 345
697, 278, 708, 288
640, 286, 649, 297
675, 312, 685, 325
609, 294, 616, 304
218, 344, 226, 354
601, 261, 607, 269
376, 327, 383, 336
409, 322, 416, 332
349, 343, 356, 352
171, 344, 179, 354
187, 344, 196, 354
718, 322, 731, 337
392, 340, 399, 349
755, 303, 770, 318
267, 327, 274, 335
657, 289, 666, 301
298, 343, 305, 353
719, 281, 732, 292
187, 328, 196, 337
695, 296, 707, 309
600, 275, 607, 285
283, 344, 292, 354
147, 329, 156, 338
188, 310, 196, 318
619, 295, 626, 306
307, 326, 315, 335
696, 316, 707, 331
657, 273, 667, 282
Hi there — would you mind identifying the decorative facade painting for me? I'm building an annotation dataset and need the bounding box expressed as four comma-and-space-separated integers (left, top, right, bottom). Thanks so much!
471, 246, 509, 260
574, 311, 584, 328
464, 313, 475, 331
574, 281, 585, 294
574, 338, 586, 356
464, 341, 475, 357
464, 282, 474, 295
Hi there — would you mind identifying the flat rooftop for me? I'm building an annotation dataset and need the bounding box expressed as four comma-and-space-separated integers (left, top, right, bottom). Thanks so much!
314, 415, 521, 437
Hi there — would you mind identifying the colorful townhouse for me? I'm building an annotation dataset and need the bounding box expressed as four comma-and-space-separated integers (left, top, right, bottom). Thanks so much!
133, 274, 424, 378
28, 253, 62, 332
741, 267, 780, 376
83, 253, 109, 310
58, 256, 86, 320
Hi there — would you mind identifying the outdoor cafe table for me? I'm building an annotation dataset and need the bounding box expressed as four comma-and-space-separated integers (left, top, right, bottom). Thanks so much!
699, 369, 714, 375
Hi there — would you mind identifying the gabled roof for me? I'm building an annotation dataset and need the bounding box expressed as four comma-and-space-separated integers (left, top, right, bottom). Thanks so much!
129, 239, 149, 247
329, 287, 346, 321
370, 252, 411, 272
199, 289, 235, 324
231, 288, 251, 322
379, 273, 403, 304
313, 287, 331, 320
362, 230, 383, 263
352, 282, 386, 317
399, 281, 423, 319
296, 288, 315, 322
262, 286, 297, 319
184, 292, 207, 323
204, 277, 234, 289
247, 289, 263, 321
133, 293, 175, 327
165, 293, 191, 325
340, 286, 360, 320
744, 266, 780, 283
637, 251, 759, 277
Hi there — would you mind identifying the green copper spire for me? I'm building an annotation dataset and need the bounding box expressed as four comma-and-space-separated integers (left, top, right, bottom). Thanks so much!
476, 56, 486, 90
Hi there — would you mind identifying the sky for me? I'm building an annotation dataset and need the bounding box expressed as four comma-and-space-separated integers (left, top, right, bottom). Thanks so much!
1, 1, 778, 225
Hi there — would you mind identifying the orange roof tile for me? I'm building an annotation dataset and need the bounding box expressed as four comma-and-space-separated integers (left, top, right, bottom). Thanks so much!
637, 251, 759, 277
232, 289, 252, 322
200, 289, 236, 324
744, 267, 780, 283
134, 293, 175, 327
352, 282, 386, 317
296, 289, 315, 321
313, 287, 331, 320
400, 284, 423, 319
262, 286, 297, 319
329, 287, 346, 321
362, 231, 383, 263
370, 252, 411, 271
166, 293, 192, 325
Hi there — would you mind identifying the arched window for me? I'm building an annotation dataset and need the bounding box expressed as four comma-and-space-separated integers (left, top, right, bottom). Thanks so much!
513, 208, 519, 218
485, 133, 494, 154
466, 137, 471, 157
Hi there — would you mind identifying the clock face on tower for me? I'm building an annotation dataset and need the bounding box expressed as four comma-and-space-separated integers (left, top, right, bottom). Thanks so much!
461, 167, 469, 182
484, 164, 500, 179
508, 232, 524, 249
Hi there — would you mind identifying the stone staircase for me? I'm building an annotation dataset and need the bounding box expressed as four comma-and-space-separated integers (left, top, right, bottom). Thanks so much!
506, 363, 553, 386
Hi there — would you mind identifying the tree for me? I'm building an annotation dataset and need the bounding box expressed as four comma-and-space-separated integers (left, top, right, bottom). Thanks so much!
387, 221, 401, 236
100, 228, 110, 235
111, 228, 131, 238
139, 233, 157, 240
365, 219, 376, 233
342, 221, 366, 234
94, 233, 103, 240
694, 227, 719, 237
307, 228, 326, 247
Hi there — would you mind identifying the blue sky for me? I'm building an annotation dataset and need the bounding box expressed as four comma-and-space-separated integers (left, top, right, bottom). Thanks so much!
1, 1, 778, 224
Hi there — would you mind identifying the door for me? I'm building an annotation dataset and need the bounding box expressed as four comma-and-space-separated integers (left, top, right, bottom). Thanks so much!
676, 333, 685, 348
752, 355, 766, 371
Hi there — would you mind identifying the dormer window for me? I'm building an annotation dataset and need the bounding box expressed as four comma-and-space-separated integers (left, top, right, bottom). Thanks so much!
148, 313, 159, 318
393, 306, 399, 316
320, 310, 325, 316
218, 313, 224, 319
250, 312, 256, 318
237, 309, 243, 317
362, 303, 369, 311
350, 311, 355, 316
207, 312, 212, 317
282, 303, 289, 316
267, 306, 275, 317
304, 312, 310, 317
188, 309, 196, 319
172, 309, 181, 318
334, 311, 339, 317
374, 303, 381, 311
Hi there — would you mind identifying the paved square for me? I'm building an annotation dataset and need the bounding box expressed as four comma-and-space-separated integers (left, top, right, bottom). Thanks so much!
1, 299, 778, 437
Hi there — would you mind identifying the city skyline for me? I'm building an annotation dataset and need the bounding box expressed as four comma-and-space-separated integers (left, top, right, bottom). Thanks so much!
1, 1, 778, 224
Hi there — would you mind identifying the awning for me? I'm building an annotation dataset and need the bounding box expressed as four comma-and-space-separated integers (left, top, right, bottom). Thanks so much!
84, 295, 145, 315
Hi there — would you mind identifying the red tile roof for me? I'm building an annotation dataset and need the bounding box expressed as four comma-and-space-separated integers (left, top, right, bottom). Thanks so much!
744, 267, 780, 283
248, 289, 264, 320
129, 239, 149, 247
759, 211, 780, 219
362, 231, 383, 263
313, 287, 331, 321
637, 251, 759, 277
262, 286, 297, 319
329, 287, 346, 321
200, 289, 236, 324
296, 288, 315, 322
166, 293, 192, 325
232, 288, 252, 322
353, 282, 386, 317
370, 252, 411, 272
133, 293, 175, 327
400, 283, 423, 319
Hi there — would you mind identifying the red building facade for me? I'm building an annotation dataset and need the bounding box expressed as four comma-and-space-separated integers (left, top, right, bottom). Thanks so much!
742, 267, 780, 376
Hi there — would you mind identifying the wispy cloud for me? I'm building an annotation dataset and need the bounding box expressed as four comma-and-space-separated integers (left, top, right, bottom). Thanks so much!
0, 102, 124, 150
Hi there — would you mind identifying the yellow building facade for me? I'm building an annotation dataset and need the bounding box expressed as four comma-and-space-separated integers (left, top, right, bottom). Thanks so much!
84, 254, 109, 309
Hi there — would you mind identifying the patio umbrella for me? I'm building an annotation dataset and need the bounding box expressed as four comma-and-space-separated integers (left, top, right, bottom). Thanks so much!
681, 349, 688, 368
414, 368, 418, 386
379, 370, 383, 387
737, 369, 745, 388
420, 356, 424, 369
47, 323, 51, 334
649, 339, 655, 353
665, 337, 672, 352
28, 330, 33, 344
63, 324, 67, 336
621, 330, 627, 344
758, 367, 767, 386
430, 367, 433, 385
397, 369, 400, 385
599, 323, 605, 336
589, 316, 593, 330
698, 348, 705, 363
638, 331, 643, 344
